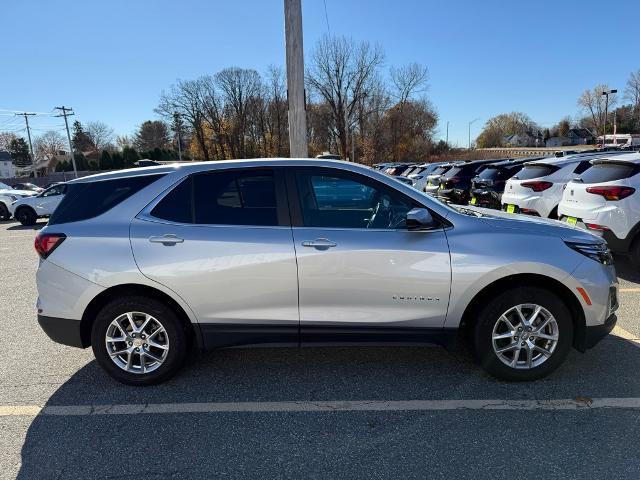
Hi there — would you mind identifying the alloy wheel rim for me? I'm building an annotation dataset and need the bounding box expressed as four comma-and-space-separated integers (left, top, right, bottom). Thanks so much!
105, 312, 169, 374
491, 304, 559, 370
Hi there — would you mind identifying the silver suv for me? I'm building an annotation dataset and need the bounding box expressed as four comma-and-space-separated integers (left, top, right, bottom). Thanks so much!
35, 159, 618, 385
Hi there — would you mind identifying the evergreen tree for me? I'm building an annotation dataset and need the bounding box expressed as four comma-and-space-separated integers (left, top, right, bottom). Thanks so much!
8, 138, 31, 167
72, 120, 93, 152
122, 146, 139, 167
111, 151, 124, 170
99, 150, 113, 170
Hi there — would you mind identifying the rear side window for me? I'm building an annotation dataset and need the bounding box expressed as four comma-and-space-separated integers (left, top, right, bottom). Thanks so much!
193, 170, 278, 226
150, 177, 193, 223
514, 165, 556, 180
579, 163, 638, 183
478, 167, 501, 180
49, 174, 164, 225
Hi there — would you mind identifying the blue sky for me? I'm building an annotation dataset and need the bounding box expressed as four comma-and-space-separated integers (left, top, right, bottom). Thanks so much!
0, 0, 638, 146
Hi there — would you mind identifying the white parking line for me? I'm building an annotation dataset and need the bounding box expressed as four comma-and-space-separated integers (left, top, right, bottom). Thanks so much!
619, 288, 640, 293
3, 397, 640, 417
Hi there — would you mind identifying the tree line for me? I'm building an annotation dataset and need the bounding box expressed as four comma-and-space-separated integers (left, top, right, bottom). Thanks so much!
476, 69, 640, 148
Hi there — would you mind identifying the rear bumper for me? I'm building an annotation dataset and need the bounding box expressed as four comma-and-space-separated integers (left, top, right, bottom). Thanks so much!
576, 314, 617, 351
471, 189, 502, 209
37, 315, 88, 348
437, 188, 469, 205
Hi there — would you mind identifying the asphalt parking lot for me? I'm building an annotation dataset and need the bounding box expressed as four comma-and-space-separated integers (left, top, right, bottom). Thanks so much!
1, 220, 640, 479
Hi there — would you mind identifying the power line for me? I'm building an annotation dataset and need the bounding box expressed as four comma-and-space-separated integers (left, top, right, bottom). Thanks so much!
323, 0, 331, 35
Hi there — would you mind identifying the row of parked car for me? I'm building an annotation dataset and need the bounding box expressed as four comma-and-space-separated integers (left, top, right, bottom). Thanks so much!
375, 149, 640, 267
0, 181, 66, 225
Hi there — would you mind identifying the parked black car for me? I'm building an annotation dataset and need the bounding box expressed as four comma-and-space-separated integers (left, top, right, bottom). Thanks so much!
469, 159, 529, 209
436, 159, 504, 205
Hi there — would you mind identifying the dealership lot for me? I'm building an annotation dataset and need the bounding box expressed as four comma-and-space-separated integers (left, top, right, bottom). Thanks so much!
2, 220, 640, 478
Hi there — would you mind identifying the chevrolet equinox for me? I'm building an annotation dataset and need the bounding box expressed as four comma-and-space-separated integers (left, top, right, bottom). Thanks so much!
35, 159, 619, 385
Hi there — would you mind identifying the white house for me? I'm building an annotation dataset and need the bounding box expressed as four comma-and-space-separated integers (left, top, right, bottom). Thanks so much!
0, 151, 16, 179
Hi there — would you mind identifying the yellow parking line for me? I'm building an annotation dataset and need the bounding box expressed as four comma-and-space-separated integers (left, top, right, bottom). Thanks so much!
0, 405, 42, 416
613, 326, 640, 345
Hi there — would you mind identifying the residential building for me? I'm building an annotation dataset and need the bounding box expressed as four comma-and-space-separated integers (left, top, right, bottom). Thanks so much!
0, 151, 16, 178
566, 128, 595, 145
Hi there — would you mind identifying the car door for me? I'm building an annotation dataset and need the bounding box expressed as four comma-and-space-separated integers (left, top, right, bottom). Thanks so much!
34, 184, 66, 215
287, 167, 451, 339
130, 168, 299, 346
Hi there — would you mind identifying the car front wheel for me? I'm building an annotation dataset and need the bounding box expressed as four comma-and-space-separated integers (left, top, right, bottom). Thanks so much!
15, 206, 37, 226
473, 287, 573, 381
0, 203, 10, 221
91, 296, 188, 386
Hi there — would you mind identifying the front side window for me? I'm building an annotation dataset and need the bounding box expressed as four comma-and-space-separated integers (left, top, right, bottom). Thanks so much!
42, 185, 66, 197
295, 171, 413, 229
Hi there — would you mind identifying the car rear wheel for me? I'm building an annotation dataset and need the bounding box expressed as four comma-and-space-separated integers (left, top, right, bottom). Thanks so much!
473, 287, 573, 381
91, 296, 188, 386
629, 237, 640, 271
0, 203, 9, 221
15, 206, 37, 226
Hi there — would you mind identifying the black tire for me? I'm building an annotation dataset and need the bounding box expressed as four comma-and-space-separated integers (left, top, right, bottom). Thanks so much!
629, 237, 640, 271
0, 203, 9, 221
473, 286, 573, 381
15, 206, 37, 226
91, 296, 189, 386
548, 206, 559, 220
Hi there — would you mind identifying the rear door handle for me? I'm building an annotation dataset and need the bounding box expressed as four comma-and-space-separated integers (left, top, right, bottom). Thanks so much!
149, 234, 184, 245
301, 238, 337, 249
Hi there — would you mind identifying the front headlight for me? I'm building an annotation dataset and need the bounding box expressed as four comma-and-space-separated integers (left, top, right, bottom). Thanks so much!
565, 241, 613, 265
9, 195, 17, 202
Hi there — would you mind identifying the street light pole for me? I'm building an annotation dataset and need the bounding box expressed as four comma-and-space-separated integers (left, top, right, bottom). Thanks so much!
468, 118, 479, 149
601, 89, 617, 147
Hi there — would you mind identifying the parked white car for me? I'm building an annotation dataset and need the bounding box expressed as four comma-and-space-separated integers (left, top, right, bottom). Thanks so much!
502, 152, 628, 219
0, 182, 37, 221
10, 183, 67, 225
558, 152, 640, 266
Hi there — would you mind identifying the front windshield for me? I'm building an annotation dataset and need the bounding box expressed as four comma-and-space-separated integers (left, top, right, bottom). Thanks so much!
0, 182, 11, 190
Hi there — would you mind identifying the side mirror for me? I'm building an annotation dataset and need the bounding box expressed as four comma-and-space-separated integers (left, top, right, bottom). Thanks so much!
406, 208, 438, 230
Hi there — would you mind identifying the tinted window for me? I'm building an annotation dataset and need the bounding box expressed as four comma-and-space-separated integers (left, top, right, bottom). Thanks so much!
432, 166, 450, 175
42, 184, 66, 197
573, 160, 593, 175
514, 165, 556, 180
49, 174, 164, 225
444, 166, 462, 177
579, 162, 637, 183
150, 177, 193, 223
193, 170, 278, 226
478, 167, 501, 180
296, 171, 413, 229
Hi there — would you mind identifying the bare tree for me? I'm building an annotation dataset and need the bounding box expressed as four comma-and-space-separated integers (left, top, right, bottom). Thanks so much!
390, 63, 429, 103
307, 35, 384, 159
85, 121, 115, 151
626, 70, 640, 129
0, 132, 18, 152
157, 78, 212, 161
33, 130, 66, 158
577, 84, 616, 135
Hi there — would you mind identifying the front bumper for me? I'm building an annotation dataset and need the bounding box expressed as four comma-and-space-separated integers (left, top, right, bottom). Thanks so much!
437, 188, 469, 205
471, 189, 502, 209
576, 313, 617, 351
38, 315, 88, 348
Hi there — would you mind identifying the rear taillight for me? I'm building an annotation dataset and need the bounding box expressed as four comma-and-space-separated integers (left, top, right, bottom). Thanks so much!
586, 186, 635, 201
521, 181, 553, 192
586, 223, 610, 231
34, 233, 66, 259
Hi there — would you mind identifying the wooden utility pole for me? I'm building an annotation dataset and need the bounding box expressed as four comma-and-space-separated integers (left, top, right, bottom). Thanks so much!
15, 112, 37, 177
284, 0, 308, 158
54, 106, 79, 178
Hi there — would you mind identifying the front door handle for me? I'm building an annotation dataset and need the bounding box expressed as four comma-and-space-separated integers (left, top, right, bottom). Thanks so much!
149, 234, 184, 245
301, 238, 337, 250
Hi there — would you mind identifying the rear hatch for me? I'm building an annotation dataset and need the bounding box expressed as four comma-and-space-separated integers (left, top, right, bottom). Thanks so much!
559, 159, 639, 223
503, 163, 560, 208
424, 165, 452, 192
